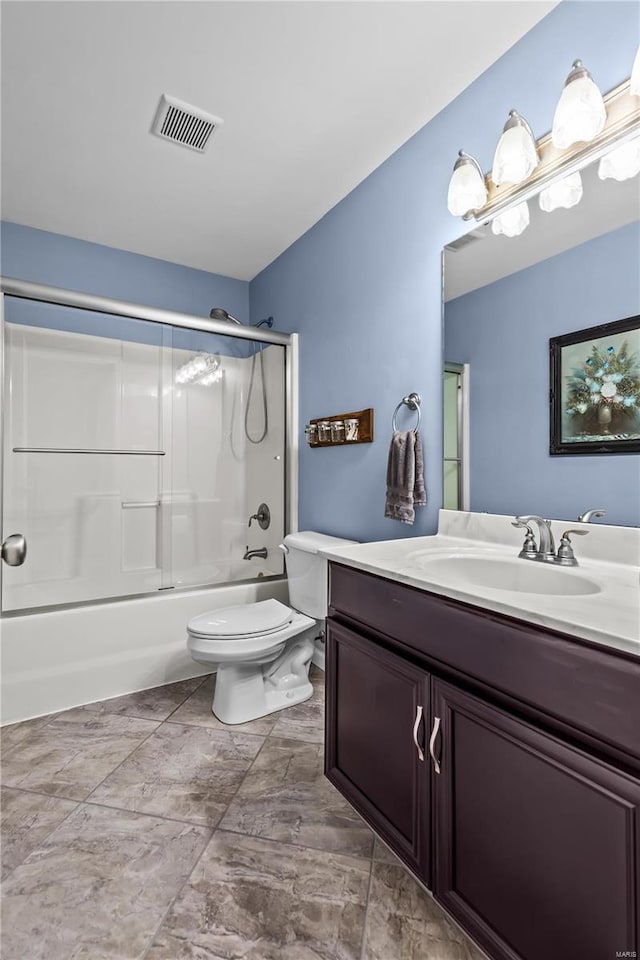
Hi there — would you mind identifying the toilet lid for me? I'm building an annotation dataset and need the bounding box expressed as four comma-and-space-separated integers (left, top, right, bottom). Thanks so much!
187, 598, 294, 639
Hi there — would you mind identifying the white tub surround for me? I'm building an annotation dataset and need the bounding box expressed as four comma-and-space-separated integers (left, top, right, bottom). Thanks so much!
0, 579, 288, 725
321, 510, 640, 657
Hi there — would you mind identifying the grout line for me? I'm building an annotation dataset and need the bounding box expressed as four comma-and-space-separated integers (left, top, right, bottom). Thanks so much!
80, 798, 220, 831
213, 821, 374, 863
0, 786, 83, 884
139, 822, 214, 960
1, 674, 213, 732
81, 721, 165, 803
78, 674, 213, 725
138, 730, 277, 958
1, 783, 217, 838
359, 854, 376, 960
163, 673, 213, 722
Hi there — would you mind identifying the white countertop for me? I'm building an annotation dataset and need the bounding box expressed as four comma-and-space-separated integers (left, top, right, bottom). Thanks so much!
321, 511, 640, 658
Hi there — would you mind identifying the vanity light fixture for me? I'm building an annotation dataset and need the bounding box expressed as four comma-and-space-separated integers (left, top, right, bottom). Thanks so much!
490, 200, 529, 238
492, 110, 539, 185
447, 151, 488, 217
631, 45, 640, 97
539, 170, 583, 212
447, 60, 639, 231
551, 60, 606, 150
598, 137, 640, 182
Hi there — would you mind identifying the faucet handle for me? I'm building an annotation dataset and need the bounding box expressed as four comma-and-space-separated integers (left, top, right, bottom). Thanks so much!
512, 520, 537, 557
557, 529, 588, 565
512, 518, 533, 533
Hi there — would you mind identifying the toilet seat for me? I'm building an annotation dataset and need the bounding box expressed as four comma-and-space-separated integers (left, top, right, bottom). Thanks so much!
187, 599, 316, 667
187, 598, 294, 641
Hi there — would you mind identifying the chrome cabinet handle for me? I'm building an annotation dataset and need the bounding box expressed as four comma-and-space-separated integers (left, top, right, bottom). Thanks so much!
429, 716, 442, 774
412, 705, 425, 762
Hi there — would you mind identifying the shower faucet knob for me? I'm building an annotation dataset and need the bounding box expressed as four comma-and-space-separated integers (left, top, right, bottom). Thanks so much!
248, 503, 271, 530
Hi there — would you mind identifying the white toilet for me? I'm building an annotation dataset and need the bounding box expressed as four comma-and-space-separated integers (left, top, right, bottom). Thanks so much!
186, 531, 355, 724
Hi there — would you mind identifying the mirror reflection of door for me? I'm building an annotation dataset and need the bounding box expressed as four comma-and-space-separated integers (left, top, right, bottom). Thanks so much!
443, 362, 469, 510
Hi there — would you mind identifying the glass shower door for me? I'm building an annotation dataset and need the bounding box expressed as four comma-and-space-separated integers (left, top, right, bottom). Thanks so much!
167, 325, 286, 588
1, 297, 288, 613
1, 298, 170, 611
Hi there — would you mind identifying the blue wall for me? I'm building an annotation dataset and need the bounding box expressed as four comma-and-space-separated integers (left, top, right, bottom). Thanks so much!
1, 220, 249, 323
1, 221, 253, 356
250, 1, 640, 540
445, 223, 640, 526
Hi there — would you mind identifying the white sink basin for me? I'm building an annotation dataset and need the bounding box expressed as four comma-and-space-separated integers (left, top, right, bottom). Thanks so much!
411, 555, 601, 597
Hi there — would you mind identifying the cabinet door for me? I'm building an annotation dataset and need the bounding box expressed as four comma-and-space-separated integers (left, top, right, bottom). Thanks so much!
432, 678, 640, 960
325, 620, 430, 881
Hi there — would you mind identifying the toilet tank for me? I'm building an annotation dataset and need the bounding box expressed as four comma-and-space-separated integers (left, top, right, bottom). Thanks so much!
282, 531, 357, 620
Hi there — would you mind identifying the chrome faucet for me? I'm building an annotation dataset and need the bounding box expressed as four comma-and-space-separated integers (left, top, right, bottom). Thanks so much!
577, 508, 606, 523
512, 516, 588, 566
243, 545, 268, 560
513, 516, 556, 560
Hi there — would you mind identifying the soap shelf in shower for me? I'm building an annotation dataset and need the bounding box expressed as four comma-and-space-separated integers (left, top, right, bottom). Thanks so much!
307, 407, 374, 447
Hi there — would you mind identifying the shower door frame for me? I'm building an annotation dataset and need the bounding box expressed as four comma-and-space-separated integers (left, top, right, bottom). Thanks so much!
0, 276, 298, 615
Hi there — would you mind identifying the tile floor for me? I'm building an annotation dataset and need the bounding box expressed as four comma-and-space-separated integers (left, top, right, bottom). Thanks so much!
1, 667, 484, 960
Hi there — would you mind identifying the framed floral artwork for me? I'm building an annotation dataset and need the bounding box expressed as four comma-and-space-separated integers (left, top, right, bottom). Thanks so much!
550, 315, 640, 455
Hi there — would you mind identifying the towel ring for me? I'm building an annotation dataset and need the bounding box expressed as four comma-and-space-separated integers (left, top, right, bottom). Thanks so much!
392, 393, 421, 432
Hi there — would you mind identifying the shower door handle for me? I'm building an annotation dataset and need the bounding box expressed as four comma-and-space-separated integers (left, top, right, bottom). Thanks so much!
1, 534, 27, 567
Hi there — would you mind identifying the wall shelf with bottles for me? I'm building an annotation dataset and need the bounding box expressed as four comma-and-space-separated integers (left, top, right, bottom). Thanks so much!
305, 408, 374, 447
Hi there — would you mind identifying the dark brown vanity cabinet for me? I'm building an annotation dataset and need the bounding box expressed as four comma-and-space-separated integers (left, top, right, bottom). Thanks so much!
325, 620, 430, 880
433, 679, 640, 960
326, 562, 640, 960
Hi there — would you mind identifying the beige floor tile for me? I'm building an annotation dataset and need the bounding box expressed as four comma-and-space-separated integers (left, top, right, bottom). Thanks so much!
0, 713, 57, 752
270, 696, 325, 744
90, 722, 264, 826
0, 803, 210, 960
0, 787, 78, 880
0, 709, 158, 801
144, 829, 370, 960
220, 737, 373, 858
84, 676, 206, 721
362, 862, 484, 960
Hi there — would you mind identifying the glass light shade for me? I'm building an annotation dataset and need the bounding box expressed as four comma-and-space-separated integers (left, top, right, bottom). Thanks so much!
631, 45, 640, 97
447, 153, 487, 217
598, 139, 640, 181
552, 62, 606, 149
492, 114, 538, 185
491, 201, 530, 238
539, 171, 583, 212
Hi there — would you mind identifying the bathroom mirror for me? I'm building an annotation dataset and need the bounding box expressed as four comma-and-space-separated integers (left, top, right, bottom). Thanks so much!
442, 155, 640, 527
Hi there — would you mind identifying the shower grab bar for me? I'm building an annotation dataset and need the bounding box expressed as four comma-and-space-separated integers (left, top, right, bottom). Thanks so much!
121, 500, 161, 509
13, 447, 166, 456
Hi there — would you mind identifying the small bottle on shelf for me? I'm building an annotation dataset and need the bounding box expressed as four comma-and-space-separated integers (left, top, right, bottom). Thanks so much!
344, 418, 359, 441
330, 420, 346, 443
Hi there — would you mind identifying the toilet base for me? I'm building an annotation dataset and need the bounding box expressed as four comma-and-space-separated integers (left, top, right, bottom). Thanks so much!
212, 633, 316, 724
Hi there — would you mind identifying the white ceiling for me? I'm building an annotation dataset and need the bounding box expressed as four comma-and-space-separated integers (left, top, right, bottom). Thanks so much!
1, 1, 555, 281
444, 159, 640, 301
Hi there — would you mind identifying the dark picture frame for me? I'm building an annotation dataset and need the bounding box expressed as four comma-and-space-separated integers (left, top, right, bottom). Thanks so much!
550, 315, 640, 455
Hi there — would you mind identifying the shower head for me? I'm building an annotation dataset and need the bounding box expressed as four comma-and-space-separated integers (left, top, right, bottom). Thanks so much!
209, 307, 242, 325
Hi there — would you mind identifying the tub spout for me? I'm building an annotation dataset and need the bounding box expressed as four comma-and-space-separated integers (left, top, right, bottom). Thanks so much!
243, 545, 268, 560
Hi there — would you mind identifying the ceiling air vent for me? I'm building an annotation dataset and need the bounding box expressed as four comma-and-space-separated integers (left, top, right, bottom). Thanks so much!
151, 94, 223, 153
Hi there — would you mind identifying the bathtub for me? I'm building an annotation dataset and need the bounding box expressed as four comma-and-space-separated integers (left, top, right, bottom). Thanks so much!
0, 577, 288, 725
